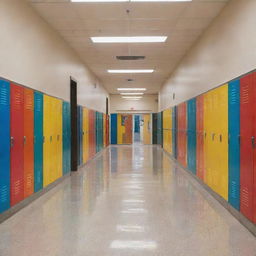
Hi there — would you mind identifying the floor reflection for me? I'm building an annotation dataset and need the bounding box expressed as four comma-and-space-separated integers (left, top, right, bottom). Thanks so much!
0, 145, 255, 256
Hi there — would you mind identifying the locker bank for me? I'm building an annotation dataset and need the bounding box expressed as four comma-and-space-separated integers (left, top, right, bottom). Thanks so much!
0, 0, 256, 255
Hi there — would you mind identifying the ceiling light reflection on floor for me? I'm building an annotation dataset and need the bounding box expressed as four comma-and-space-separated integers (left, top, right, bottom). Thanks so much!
121, 208, 148, 214
116, 225, 145, 233
110, 240, 157, 250
122, 199, 145, 203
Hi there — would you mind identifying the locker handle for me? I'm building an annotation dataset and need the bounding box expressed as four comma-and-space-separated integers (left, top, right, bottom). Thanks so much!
204, 132, 207, 139
24, 136, 26, 145
220, 134, 222, 142
238, 135, 240, 145
50, 136, 52, 142
212, 133, 215, 141
57, 135, 60, 141
11, 137, 14, 148
252, 136, 255, 148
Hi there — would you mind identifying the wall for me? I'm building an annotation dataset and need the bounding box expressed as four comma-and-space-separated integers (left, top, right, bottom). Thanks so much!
159, 0, 256, 110
0, 0, 108, 113
110, 94, 158, 113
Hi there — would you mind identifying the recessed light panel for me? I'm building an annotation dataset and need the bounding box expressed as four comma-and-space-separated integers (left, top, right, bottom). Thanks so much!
91, 36, 167, 43
120, 93, 144, 95
108, 69, 154, 73
117, 88, 146, 91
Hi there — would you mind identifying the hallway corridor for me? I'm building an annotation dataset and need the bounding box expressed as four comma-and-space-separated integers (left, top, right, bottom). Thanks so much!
0, 145, 256, 256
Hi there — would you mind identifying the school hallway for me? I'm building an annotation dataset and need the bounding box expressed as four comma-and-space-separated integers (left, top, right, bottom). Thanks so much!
0, 145, 255, 256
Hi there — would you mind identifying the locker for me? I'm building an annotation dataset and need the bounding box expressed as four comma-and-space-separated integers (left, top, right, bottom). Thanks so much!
89, 110, 96, 159
106, 115, 109, 146
228, 80, 240, 210
143, 114, 152, 145
56, 99, 63, 180
196, 95, 204, 180
111, 113, 117, 144
240, 73, 256, 222
51, 97, 57, 183
163, 109, 172, 153
62, 101, 71, 175
172, 106, 177, 159
187, 98, 196, 174
97, 112, 103, 152
157, 112, 163, 146
77, 106, 83, 166
83, 107, 89, 164
99, 113, 104, 150
24, 88, 34, 198
0, 80, 10, 213
103, 114, 106, 148
43, 95, 52, 187
10, 83, 24, 206
177, 102, 187, 167
34, 92, 43, 192
152, 113, 158, 144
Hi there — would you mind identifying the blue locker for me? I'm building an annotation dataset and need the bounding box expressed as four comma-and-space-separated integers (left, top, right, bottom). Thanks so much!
63, 102, 71, 175
172, 107, 177, 159
0, 80, 10, 213
187, 98, 197, 174
34, 91, 43, 192
111, 113, 117, 144
228, 80, 240, 210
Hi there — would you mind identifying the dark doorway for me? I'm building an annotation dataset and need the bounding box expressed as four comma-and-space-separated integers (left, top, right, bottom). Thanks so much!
70, 78, 78, 171
106, 97, 109, 115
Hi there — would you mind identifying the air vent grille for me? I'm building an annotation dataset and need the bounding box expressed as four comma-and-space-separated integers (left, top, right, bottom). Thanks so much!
116, 56, 145, 60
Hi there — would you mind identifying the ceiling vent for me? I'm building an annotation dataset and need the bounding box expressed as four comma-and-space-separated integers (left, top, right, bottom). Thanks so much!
127, 79, 134, 82
116, 56, 145, 60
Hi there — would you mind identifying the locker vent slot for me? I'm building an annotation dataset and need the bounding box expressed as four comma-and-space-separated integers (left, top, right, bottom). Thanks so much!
230, 181, 237, 199
0, 86, 9, 106
241, 187, 249, 207
241, 85, 249, 104
0, 185, 8, 203
25, 93, 33, 110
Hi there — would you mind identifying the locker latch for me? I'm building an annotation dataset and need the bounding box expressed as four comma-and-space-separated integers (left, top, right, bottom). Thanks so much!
219, 134, 222, 142
23, 136, 26, 145
212, 133, 215, 141
252, 136, 255, 148
10, 137, 14, 148
50, 136, 52, 142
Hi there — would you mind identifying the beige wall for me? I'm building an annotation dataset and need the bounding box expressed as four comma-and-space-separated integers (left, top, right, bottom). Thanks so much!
110, 94, 158, 113
159, 0, 256, 111
0, 0, 108, 113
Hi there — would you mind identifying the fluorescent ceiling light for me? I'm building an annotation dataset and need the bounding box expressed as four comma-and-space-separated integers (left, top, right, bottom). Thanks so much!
108, 69, 154, 73
120, 92, 144, 95
122, 96, 142, 99
131, 0, 191, 1
117, 88, 146, 91
73, 0, 190, 2
91, 36, 167, 43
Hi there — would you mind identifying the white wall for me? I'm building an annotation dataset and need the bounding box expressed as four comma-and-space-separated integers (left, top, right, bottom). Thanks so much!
0, 0, 108, 113
110, 94, 158, 113
159, 0, 256, 111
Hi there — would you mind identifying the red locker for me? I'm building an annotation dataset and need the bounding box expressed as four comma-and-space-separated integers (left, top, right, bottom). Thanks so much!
196, 95, 204, 180
240, 72, 256, 223
177, 103, 187, 167
89, 110, 96, 159
24, 88, 34, 198
10, 84, 24, 206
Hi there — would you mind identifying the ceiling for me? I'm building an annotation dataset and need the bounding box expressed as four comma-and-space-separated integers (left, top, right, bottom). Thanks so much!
28, 0, 229, 94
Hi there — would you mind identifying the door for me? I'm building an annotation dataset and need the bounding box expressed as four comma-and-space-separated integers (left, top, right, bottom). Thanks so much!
111, 114, 117, 144
118, 114, 133, 144
0, 80, 10, 213
228, 80, 240, 210
187, 98, 196, 174
24, 88, 34, 198
143, 114, 152, 145
196, 95, 204, 180
240, 73, 255, 222
10, 83, 24, 206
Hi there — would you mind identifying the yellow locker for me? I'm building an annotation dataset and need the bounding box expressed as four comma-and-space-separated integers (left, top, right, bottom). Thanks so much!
143, 114, 151, 144
117, 114, 124, 144
83, 107, 89, 163
163, 109, 172, 154
51, 97, 57, 183
56, 98, 63, 180
43, 95, 51, 187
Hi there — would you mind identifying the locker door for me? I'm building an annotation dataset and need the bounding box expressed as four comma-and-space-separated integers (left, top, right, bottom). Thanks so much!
100, 113, 104, 150
24, 88, 34, 198
117, 114, 123, 144
62, 102, 68, 175
57, 99, 62, 179
34, 92, 43, 192
10, 83, 24, 206
66, 102, 71, 173
83, 108, 88, 163
240, 73, 255, 221
124, 114, 133, 144
143, 114, 151, 145
157, 112, 163, 146
106, 115, 109, 146
51, 97, 57, 183
172, 107, 177, 159
89, 110, 96, 158
0, 80, 10, 213
228, 80, 240, 210
187, 99, 197, 174
196, 95, 204, 180
103, 114, 106, 148
111, 113, 117, 144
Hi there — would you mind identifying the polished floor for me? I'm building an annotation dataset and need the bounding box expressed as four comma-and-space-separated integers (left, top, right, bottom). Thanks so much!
0, 145, 256, 256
